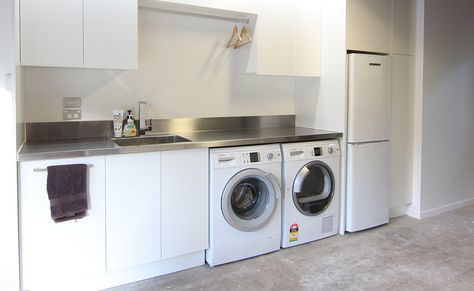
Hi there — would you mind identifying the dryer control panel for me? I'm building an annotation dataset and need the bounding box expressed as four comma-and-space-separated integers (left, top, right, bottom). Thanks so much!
211, 145, 282, 168
281, 140, 340, 162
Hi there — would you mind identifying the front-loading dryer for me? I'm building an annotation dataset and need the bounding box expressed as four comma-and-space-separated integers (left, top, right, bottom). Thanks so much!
281, 140, 340, 248
206, 144, 282, 266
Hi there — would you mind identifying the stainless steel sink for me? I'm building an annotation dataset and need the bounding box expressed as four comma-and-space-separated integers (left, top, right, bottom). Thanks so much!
112, 135, 191, 147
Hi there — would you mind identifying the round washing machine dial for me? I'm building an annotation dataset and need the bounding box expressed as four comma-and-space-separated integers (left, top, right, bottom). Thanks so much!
328, 147, 334, 154
267, 152, 274, 160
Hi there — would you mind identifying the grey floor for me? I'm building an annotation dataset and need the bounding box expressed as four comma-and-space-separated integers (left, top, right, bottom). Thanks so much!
108, 205, 474, 290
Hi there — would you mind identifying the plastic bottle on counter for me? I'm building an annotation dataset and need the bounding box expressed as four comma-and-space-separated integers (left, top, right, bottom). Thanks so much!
122, 110, 137, 137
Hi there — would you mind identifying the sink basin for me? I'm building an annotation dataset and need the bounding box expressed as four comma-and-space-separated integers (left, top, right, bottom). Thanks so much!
112, 135, 191, 147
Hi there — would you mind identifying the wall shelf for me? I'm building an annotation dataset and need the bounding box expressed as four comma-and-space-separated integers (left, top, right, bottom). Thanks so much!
138, 0, 256, 24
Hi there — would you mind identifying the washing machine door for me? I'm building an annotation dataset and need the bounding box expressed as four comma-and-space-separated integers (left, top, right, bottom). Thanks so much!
293, 160, 335, 216
221, 169, 279, 232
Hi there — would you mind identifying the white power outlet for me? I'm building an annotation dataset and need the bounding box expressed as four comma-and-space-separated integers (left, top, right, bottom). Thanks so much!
63, 109, 82, 120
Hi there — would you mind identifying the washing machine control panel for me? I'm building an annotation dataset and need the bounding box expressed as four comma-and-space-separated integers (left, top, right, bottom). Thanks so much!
213, 147, 282, 167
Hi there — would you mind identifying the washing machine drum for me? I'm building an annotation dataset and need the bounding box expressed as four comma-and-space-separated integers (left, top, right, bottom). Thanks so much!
222, 169, 279, 232
293, 161, 335, 216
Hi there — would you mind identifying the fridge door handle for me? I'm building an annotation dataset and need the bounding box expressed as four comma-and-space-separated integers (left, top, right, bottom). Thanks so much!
348, 140, 390, 146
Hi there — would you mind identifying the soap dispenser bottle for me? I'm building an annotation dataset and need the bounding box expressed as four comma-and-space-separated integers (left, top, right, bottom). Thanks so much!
123, 110, 137, 137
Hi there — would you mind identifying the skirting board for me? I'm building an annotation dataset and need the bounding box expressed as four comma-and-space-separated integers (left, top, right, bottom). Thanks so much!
420, 197, 474, 219
94, 251, 205, 290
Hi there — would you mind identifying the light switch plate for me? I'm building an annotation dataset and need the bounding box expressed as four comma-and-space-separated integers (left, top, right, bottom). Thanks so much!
63, 97, 82, 108
63, 109, 81, 120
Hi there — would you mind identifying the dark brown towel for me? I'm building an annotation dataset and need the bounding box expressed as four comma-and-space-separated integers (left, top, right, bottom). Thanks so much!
46, 164, 89, 223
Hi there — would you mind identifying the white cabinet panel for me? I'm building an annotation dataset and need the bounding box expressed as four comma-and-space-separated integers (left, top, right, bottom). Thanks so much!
84, 0, 138, 69
20, 0, 83, 67
21, 0, 138, 69
391, 0, 416, 55
20, 157, 106, 290
249, 0, 292, 75
248, 0, 321, 76
347, 0, 391, 53
161, 148, 208, 259
390, 54, 414, 208
106, 152, 161, 271
291, 0, 321, 76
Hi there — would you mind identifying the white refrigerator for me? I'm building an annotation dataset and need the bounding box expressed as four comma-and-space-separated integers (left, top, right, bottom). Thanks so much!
346, 53, 391, 232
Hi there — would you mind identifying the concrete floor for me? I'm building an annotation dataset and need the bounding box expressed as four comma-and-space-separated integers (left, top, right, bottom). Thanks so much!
107, 205, 474, 290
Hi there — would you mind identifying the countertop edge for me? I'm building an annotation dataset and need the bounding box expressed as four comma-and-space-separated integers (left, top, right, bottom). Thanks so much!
18, 130, 343, 162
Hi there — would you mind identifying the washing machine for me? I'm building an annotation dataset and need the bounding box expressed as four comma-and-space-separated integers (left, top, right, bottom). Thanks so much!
206, 144, 282, 267
280, 140, 340, 248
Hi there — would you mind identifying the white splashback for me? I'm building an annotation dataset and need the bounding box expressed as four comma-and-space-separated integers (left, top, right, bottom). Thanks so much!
23, 9, 295, 122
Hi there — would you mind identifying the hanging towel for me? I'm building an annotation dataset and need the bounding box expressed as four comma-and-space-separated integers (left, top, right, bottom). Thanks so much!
46, 164, 89, 223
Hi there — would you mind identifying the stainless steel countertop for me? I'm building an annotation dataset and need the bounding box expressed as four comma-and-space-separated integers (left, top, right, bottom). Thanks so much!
18, 127, 342, 162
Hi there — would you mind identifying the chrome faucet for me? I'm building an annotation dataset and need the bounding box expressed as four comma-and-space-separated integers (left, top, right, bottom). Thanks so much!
138, 101, 152, 136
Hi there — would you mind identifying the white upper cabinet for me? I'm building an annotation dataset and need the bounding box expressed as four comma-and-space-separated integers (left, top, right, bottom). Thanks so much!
84, 0, 138, 69
347, 0, 392, 54
20, 0, 83, 67
391, 0, 416, 55
291, 0, 321, 77
20, 0, 138, 69
248, 0, 321, 77
250, 0, 291, 76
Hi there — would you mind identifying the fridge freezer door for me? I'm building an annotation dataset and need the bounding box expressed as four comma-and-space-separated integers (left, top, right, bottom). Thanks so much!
348, 54, 391, 143
346, 142, 390, 232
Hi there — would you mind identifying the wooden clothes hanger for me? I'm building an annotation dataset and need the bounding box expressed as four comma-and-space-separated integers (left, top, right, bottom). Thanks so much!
234, 26, 253, 49
226, 25, 242, 48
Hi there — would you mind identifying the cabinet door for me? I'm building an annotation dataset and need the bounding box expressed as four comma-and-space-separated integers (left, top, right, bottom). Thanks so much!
391, 0, 416, 55
84, 0, 138, 69
291, 0, 321, 76
390, 54, 414, 208
347, 0, 391, 54
248, 0, 291, 75
105, 152, 161, 271
20, 0, 83, 67
20, 156, 106, 290
161, 148, 208, 259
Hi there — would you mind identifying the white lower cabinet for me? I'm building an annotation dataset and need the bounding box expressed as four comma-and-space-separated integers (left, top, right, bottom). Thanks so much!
105, 152, 162, 271
20, 149, 209, 289
161, 148, 208, 259
19, 156, 106, 290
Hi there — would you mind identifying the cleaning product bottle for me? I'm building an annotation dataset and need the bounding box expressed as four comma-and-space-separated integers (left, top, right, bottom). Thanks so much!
123, 110, 137, 137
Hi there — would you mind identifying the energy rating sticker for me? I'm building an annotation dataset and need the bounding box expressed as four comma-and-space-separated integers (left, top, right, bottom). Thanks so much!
289, 223, 299, 242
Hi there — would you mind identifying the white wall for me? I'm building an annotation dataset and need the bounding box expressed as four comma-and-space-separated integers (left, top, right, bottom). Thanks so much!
294, 0, 346, 233
0, 0, 20, 289
22, 9, 296, 122
419, 0, 474, 216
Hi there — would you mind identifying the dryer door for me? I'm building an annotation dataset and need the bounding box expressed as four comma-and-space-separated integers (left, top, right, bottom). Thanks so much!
293, 161, 335, 216
221, 169, 279, 232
